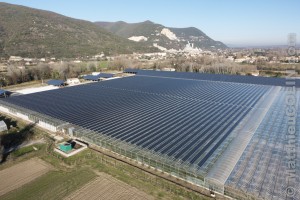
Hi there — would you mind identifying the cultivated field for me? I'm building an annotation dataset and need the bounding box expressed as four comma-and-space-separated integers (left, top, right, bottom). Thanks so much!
0, 158, 52, 197
65, 172, 154, 200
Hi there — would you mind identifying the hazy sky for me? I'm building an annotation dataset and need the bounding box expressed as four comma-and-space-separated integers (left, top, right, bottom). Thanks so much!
2, 0, 300, 46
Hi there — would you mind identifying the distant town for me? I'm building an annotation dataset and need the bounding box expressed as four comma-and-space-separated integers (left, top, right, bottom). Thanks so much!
1, 47, 299, 89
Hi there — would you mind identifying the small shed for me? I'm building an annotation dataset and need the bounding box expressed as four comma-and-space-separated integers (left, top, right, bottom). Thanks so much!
47, 80, 65, 87
0, 121, 8, 132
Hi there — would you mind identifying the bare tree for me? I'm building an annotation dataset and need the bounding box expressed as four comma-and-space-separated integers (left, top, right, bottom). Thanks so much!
110, 57, 131, 71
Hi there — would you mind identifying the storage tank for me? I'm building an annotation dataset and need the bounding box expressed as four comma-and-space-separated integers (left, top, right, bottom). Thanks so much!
59, 143, 72, 152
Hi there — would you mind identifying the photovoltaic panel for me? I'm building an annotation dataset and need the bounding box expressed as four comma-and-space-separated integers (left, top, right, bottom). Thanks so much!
0, 76, 271, 170
125, 69, 300, 87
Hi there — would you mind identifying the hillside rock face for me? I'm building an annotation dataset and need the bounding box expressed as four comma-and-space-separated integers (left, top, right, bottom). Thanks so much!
95, 20, 228, 52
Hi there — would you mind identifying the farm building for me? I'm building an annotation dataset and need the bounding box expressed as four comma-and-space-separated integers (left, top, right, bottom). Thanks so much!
47, 80, 65, 87
82, 75, 99, 81
0, 70, 299, 200
66, 78, 80, 85
0, 89, 10, 98
83, 73, 114, 81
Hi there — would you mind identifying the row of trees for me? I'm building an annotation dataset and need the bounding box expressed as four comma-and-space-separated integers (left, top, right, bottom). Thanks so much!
107, 55, 258, 75
0, 55, 264, 87
151, 56, 257, 74
0, 57, 144, 87
0, 62, 102, 87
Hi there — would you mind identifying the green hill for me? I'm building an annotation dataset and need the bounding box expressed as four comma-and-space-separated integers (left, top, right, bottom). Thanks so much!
95, 21, 227, 51
0, 3, 158, 58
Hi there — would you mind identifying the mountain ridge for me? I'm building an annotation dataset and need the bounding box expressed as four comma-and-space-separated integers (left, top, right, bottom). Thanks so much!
95, 20, 228, 51
0, 2, 158, 58
0, 2, 227, 58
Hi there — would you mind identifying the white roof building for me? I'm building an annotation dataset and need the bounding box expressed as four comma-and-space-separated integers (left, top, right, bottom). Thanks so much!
66, 78, 80, 85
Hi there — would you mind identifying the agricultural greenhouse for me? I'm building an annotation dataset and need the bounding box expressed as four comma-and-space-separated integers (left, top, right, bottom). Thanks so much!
0, 70, 299, 200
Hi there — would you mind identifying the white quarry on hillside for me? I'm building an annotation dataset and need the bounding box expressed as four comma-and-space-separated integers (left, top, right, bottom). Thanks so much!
160, 28, 179, 41
128, 36, 148, 42
153, 43, 168, 51
183, 42, 202, 54
153, 43, 179, 53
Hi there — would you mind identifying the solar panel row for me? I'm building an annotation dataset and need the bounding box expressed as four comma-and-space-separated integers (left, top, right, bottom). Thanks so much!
124, 69, 300, 87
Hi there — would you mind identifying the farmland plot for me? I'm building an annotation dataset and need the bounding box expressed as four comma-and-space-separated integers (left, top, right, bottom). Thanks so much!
0, 158, 52, 196
65, 173, 154, 200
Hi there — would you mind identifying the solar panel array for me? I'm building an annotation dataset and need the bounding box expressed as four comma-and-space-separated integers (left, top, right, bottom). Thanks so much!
0, 76, 271, 172
125, 69, 300, 87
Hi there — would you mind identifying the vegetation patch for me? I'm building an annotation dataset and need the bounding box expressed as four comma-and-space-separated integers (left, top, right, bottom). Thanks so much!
11, 144, 44, 157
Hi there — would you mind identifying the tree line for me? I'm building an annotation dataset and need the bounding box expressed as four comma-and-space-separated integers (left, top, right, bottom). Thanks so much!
0, 56, 260, 87
151, 56, 257, 74
0, 62, 101, 87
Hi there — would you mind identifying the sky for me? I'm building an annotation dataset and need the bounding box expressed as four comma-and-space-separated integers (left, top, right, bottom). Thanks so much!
2, 0, 300, 47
